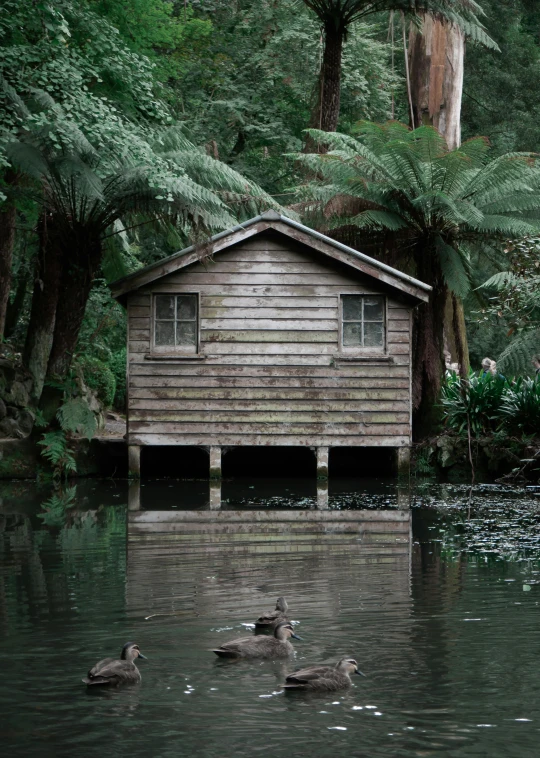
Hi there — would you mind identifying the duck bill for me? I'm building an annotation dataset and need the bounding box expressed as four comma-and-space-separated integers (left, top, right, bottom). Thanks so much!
291, 633, 303, 640
355, 669, 366, 677
138, 653, 148, 660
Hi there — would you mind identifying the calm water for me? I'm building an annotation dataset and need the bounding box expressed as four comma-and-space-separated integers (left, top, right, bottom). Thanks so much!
2, 478, 540, 757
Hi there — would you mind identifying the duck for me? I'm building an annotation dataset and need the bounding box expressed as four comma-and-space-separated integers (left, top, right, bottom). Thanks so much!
213, 621, 301, 659
283, 657, 365, 692
254, 596, 289, 630
82, 642, 147, 686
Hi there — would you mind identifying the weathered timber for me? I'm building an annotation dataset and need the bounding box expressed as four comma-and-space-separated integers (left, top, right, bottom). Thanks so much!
129, 388, 410, 400
128, 445, 141, 478
129, 434, 411, 447
200, 330, 338, 343
115, 225, 427, 455
129, 376, 410, 389
209, 446, 222, 479
317, 447, 329, 479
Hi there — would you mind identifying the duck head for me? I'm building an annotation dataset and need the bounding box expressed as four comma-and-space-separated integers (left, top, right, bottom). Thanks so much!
274, 622, 302, 641
275, 596, 288, 612
121, 642, 147, 662
337, 657, 365, 677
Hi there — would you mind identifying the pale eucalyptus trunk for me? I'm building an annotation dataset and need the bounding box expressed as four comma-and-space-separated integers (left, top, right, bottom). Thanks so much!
408, 14, 470, 381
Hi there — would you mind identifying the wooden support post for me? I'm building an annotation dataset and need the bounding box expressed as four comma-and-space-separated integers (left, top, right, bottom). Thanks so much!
316, 446, 329, 480
128, 445, 141, 479
397, 446, 411, 479
317, 480, 329, 509
209, 446, 222, 480
128, 481, 141, 511
209, 480, 222, 509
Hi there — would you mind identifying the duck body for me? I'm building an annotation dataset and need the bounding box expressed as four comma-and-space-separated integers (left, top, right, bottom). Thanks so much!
213, 621, 300, 659
83, 642, 146, 686
254, 596, 289, 630
283, 658, 364, 692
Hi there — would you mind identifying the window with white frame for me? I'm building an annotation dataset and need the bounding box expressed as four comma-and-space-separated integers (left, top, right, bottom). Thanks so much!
340, 295, 385, 350
153, 294, 198, 352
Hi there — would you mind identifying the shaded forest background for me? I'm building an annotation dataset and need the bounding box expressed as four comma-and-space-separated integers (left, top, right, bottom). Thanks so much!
1, 0, 540, 430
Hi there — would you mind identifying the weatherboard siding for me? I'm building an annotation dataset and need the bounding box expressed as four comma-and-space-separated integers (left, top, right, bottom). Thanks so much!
126, 234, 412, 447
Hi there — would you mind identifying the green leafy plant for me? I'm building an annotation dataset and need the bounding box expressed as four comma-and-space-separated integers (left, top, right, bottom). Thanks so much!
292, 122, 540, 435
499, 377, 540, 435
57, 397, 97, 440
37, 430, 77, 483
75, 355, 116, 409
109, 347, 127, 411
441, 370, 507, 436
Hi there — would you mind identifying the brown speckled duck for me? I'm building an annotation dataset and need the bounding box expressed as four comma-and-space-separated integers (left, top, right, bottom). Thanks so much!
83, 642, 147, 686
283, 657, 365, 692
254, 596, 289, 630
213, 621, 301, 659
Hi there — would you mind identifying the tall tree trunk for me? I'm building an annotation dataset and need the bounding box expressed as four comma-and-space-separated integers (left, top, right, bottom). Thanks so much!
0, 170, 18, 340
23, 214, 63, 402
408, 14, 464, 149
46, 237, 102, 380
408, 14, 470, 411
305, 21, 344, 151
412, 250, 447, 440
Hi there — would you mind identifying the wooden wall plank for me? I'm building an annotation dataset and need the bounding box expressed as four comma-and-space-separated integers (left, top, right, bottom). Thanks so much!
129, 433, 410, 446
129, 421, 410, 434
201, 319, 338, 330
201, 307, 337, 319
145, 283, 384, 297
129, 399, 410, 412
129, 387, 409, 400
128, 364, 410, 378
129, 411, 410, 424
201, 297, 337, 309
201, 330, 338, 343
129, 376, 409, 389
128, 399, 410, 412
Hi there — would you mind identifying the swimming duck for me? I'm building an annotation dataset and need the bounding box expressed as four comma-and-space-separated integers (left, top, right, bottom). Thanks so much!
83, 642, 147, 686
255, 596, 289, 630
213, 621, 301, 659
283, 657, 365, 692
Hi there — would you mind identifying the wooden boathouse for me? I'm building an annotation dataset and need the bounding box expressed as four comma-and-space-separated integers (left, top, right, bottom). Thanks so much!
111, 211, 431, 478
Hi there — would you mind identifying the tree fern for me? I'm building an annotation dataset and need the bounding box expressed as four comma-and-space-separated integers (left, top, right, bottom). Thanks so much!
291, 121, 540, 424
57, 397, 98, 440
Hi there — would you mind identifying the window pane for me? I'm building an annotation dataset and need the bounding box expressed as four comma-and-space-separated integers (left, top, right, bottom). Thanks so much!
364, 321, 384, 347
177, 294, 197, 320
155, 320, 175, 346
342, 295, 363, 321
176, 321, 197, 347
155, 295, 175, 320
363, 297, 384, 321
343, 322, 362, 346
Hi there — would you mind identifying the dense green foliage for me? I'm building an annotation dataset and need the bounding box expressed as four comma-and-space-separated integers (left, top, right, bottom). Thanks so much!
442, 371, 540, 436
75, 356, 116, 408
292, 121, 540, 431
1, 0, 540, 443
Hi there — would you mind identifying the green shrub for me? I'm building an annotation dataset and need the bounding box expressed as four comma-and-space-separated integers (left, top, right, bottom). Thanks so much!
75, 355, 116, 408
499, 377, 540, 435
441, 371, 507, 436
108, 348, 127, 411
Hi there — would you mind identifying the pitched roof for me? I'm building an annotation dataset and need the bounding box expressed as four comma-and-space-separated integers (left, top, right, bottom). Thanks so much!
110, 210, 431, 303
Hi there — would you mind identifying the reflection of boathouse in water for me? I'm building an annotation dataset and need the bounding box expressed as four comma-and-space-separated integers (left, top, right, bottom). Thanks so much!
126, 483, 412, 624
112, 211, 430, 479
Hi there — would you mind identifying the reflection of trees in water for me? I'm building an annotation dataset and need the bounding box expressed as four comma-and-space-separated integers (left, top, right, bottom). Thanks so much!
0, 501, 126, 635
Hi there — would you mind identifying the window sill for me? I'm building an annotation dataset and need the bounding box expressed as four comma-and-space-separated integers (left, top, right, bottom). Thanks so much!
144, 353, 206, 362
333, 353, 394, 365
